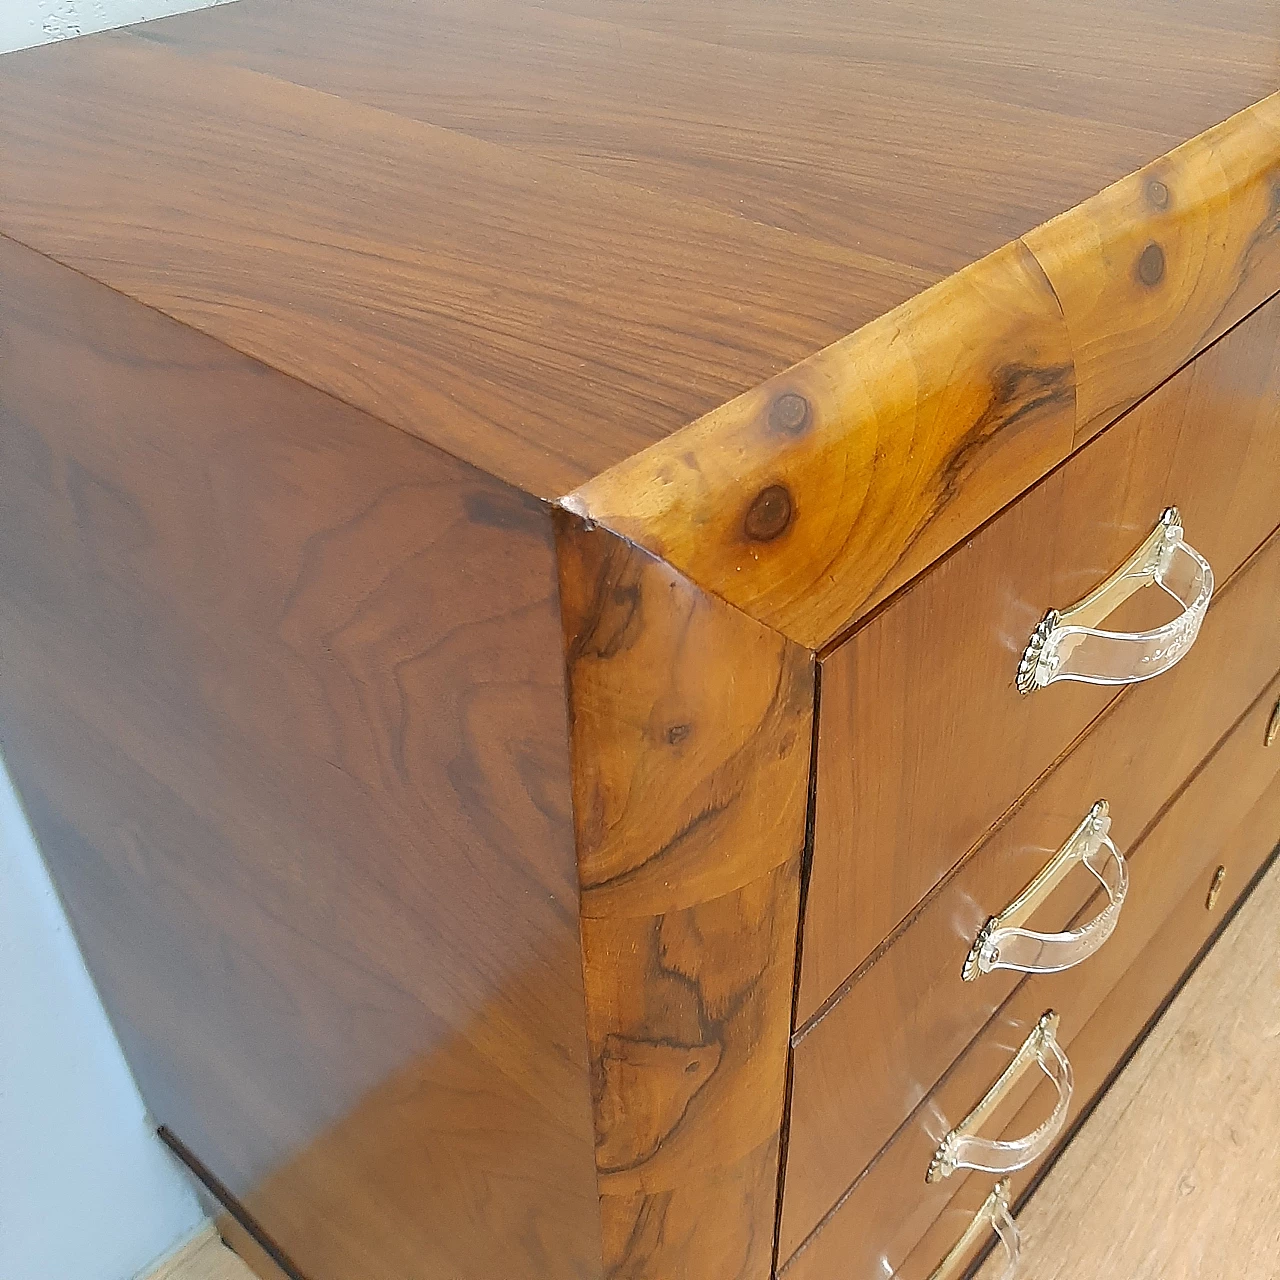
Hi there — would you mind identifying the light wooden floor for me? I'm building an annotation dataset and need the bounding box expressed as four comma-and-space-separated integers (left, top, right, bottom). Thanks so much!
144, 1229, 254, 1280
150, 862, 1280, 1280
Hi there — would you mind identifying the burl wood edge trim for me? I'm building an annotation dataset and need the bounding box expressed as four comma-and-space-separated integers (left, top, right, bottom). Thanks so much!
564, 237, 1077, 652
565, 93, 1280, 652
1025, 92, 1280, 444
555, 514, 814, 1279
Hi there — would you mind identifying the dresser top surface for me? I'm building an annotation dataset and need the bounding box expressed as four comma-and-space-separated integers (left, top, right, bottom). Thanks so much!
1, 0, 1276, 497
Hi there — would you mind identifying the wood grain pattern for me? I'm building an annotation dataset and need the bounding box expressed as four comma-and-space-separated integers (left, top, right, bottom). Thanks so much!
782, 675, 1280, 1280
569, 239, 1076, 649
0, 32, 928, 502
533, 0, 1279, 147
1025, 94, 1280, 442
909, 798, 1280, 1280
781, 519, 1280, 1258
800, 288, 1280, 1019
2, 0, 1276, 637
555, 517, 813, 1279
0, 236, 604, 1280
6, 7, 1280, 1278
119, 0, 1272, 274
975, 857, 1280, 1279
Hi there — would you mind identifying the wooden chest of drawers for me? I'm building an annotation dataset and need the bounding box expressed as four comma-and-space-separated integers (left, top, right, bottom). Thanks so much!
2, 4, 1278, 1279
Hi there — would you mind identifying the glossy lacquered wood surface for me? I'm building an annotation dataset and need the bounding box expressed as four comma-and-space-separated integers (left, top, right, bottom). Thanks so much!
569, 240, 1076, 650
0, 1, 1276, 645
568, 93, 1280, 648
0, 36, 914, 503
783, 673, 1280, 1279
782, 521, 1280, 1258
799, 291, 1280, 1020
113, 0, 1280, 274
0, 237, 604, 1280
1026, 94, 1280, 442
556, 519, 813, 1279
928, 787, 1280, 1280
974, 855, 1280, 1280
4, 6, 1280, 1279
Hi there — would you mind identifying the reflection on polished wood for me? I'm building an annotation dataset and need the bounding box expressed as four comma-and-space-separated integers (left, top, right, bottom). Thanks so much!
978, 859, 1280, 1279
787, 684, 1280, 1280
5, 2, 1280, 1278
556, 518, 813, 1275
799, 292, 1280, 1022
0, 238, 603, 1280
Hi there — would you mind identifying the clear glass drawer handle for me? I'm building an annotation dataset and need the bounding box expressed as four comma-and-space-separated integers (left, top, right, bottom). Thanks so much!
1016, 507, 1213, 694
927, 1011, 1073, 1183
926, 1179, 1021, 1280
963, 800, 1127, 981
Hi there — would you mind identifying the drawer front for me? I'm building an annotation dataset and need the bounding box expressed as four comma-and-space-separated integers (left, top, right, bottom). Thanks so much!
781, 681, 1280, 1279
898, 780, 1280, 1280
781, 523, 1280, 1258
798, 292, 1280, 1022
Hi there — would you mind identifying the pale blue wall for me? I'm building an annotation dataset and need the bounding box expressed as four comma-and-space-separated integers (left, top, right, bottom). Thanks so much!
1, 11, 231, 1279
0, 760, 208, 1279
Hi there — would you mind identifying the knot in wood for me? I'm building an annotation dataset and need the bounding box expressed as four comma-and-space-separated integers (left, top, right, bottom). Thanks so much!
768, 392, 811, 435
744, 484, 793, 542
1136, 241, 1166, 287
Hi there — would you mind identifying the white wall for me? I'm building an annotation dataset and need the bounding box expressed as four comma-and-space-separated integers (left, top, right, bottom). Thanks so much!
0, 0, 231, 54
0, 761, 208, 1280
1, 11, 231, 1279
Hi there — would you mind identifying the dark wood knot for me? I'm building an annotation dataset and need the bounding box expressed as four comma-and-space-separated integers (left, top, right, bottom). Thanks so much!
1136, 241, 1166, 287
1145, 178, 1170, 211
744, 484, 793, 542
768, 391, 811, 435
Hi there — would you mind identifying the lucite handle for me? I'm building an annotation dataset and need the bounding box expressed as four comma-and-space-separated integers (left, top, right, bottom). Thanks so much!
1016, 507, 1213, 694
926, 1180, 1021, 1280
927, 1012, 1073, 1183
963, 801, 1128, 981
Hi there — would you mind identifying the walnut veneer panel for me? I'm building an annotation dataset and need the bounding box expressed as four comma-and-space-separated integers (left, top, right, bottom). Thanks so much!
1026, 94, 1280, 442
555, 519, 813, 1278
783, 673, 1280, 1279
5, 7, 1280, 1280
569, 240, 1076, 651
0, 238, 604, 1280
781, 521, 1280, 1257
799, 289, 1280, 1020
567, 93, 1280, 649
107, 0, 1280, 277
0, 36, 917, 501
908, 785, 1280, 1280
2, 7, 1278, 642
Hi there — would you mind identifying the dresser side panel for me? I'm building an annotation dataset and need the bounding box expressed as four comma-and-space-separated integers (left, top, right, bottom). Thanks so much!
0, 236, 603, 1280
